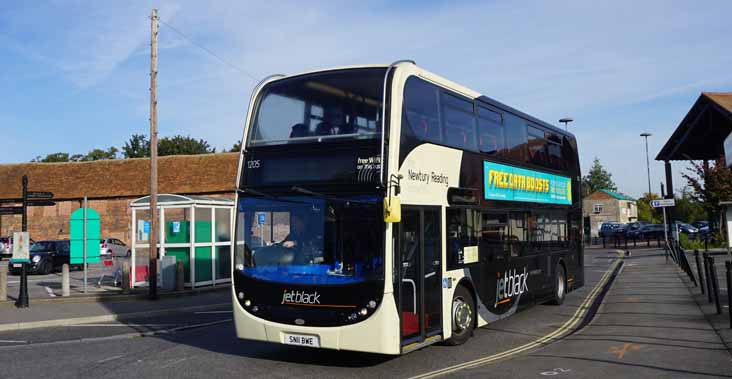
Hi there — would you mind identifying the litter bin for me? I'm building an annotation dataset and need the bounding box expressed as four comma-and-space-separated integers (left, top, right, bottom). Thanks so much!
161, 255, 177, 291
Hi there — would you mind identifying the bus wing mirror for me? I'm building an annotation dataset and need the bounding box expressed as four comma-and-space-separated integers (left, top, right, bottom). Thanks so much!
384, 197, 401, 223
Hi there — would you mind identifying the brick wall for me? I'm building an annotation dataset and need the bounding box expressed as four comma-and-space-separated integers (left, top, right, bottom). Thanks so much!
0, 193, 234, 245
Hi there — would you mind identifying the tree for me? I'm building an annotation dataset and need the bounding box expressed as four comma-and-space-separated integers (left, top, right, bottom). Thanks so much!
32, 152, 71, 162
582, 157, 617, 196
674, 188, 705, 223
158, 135, 215, 156
122, 134, 150, 158
78, 147, 119, 161
229, 141, 241, 152
637, 192, 662, 223
683, 157, 732, 226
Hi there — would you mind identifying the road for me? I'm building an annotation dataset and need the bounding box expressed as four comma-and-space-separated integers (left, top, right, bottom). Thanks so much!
0, 250, 729, 378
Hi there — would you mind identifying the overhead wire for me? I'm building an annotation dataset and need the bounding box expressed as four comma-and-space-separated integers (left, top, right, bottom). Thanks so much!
158, 18, 259, 82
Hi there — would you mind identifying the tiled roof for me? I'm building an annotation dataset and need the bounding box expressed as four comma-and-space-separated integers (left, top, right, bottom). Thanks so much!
600, 189, 635, 201
0, 153, 239, 201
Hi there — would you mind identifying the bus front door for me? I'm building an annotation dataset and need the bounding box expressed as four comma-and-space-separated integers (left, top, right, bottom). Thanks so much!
399, 207, 442, 346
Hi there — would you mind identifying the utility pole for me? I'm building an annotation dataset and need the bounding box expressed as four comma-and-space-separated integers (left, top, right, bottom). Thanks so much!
640, 133, 652, 196
148, 8, 159, 299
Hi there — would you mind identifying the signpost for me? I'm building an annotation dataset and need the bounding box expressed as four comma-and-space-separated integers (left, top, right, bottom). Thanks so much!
651, 198, 676, 262
0, 176, 57, 307
257, 212, 266, 246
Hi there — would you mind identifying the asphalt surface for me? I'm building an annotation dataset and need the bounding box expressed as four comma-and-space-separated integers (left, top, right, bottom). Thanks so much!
0, 249, 729, 379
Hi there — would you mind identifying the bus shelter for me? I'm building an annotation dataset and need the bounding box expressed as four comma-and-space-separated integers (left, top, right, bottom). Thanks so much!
130, 194, 234, 288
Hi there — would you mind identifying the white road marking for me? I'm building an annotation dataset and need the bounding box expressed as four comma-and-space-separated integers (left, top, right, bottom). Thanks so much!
45, 287, 56, 297
97, 354, 124, 363
194, 310, 232, 314
0, 340, 27, 344
159, 357, 188, 369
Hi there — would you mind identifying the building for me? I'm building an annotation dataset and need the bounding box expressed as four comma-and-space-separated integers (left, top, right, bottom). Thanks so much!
656, 92, 732, 249
582, 189, 637, 238
0, 153, 239, 243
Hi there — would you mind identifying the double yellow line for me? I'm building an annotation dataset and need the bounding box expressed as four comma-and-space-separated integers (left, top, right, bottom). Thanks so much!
408, 258, 623, 379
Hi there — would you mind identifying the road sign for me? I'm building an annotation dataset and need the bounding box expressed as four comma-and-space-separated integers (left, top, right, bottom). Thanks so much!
257, 212, 266, 225
651, 199, 675, 208
0, 206, 22, 215
27, 191, 53, 200
11, 232, 30, 263
70, 207, 101, 265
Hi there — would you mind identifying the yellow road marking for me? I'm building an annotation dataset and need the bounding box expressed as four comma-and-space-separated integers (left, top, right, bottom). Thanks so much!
609, 342, 641, 359
407, 258, 622, 379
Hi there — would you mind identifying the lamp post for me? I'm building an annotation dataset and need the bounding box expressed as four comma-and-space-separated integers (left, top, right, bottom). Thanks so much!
559, 117, 573, 131
640, 133, 652, 196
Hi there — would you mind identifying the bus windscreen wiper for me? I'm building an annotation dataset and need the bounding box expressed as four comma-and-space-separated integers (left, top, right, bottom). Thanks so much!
290, 186, 373, 205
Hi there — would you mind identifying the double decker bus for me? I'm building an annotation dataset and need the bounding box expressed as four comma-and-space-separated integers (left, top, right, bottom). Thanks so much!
232, 61, 583, 355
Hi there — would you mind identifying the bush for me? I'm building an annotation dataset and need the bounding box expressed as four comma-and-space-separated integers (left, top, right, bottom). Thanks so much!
679, 232, 725, 250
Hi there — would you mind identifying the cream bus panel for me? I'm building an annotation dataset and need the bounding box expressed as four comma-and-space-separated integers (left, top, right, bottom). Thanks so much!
232, 288, 402, 355
398, 144, 463, 206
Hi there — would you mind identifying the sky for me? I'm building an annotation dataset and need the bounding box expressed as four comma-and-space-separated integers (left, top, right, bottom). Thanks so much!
1, 0, 731, 198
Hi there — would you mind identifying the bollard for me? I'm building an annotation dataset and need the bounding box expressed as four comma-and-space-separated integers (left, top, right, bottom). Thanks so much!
176, 260, 184, 291
62, 264, 70, 297
725, 261, 731, 329
709, 255, 722, 315
694, 250, 705, 295
602, 236, 606, 248
0, 264, 7, 302
703, 253, 713, 303
647, 237, 651, 248
122, 261, 130, 293
633, 236, 637, 248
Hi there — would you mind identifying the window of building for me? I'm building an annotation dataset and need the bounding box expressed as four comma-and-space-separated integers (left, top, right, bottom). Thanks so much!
593, 204, 603, 214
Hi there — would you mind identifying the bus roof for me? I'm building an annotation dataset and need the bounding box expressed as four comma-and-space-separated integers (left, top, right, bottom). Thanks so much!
261, 63, 576, 141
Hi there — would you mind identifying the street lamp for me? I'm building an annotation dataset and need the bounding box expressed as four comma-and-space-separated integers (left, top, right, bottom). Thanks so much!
640, 132, 652, 196
559, 117, 574, 131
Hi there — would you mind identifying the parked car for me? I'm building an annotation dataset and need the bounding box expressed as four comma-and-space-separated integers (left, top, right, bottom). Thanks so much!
99, 238, 130, 258
691, 221, 710, 234
598, 222, 623, 238
624, 221, 649, 238
8, 240, 74, 275
0, 237, 11, 257
639, 224, 666, 239
0, 236, 35, 258
672, 222, 699, 239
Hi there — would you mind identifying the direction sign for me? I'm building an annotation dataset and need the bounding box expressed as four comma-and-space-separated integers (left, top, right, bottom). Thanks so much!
28, 201, 56, 207
27, 191, 54, 200
0, 206, 22, 215
257, 212, 266, 225
651, 199, 676, 208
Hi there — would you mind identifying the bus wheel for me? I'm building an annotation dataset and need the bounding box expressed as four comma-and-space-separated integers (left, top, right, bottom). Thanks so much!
550, 264, 566, 305
446, 285, 474, 346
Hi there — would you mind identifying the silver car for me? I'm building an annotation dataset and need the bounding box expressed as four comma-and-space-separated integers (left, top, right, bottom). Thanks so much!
99, 238, 130, 258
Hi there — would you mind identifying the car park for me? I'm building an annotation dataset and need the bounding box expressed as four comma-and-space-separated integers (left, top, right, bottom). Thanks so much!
639, 224, 665, 239
8, 240, 73, 275
672, 222, 699, 239
0, 236, 35, 258
99, 238, 130, 258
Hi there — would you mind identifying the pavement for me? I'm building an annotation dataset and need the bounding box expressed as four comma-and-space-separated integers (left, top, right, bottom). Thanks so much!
0, 287, 230, 331
0, 248, 729, 378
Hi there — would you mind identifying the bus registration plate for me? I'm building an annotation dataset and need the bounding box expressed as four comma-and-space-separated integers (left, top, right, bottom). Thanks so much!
283, 333, 320, 348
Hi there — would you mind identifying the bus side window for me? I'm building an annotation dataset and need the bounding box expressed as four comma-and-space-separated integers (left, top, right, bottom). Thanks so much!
446, 208, 481, 269
477, 106, 505, 154
507, 212, 528, 257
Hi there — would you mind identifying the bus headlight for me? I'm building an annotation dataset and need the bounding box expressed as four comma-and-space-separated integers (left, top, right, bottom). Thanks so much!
359, 308, 368, 316
238, 292, 245, 300
244, 300, 251, 307
367, 300, 377, 309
